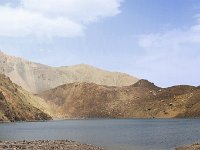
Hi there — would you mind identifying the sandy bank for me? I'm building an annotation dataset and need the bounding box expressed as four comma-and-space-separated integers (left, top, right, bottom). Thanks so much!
0, 140, 105, 150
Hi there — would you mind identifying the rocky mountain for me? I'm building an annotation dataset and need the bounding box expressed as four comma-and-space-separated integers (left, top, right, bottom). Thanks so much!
39, 80, 200, 119
0, 51, 138, 94
1, 51, 199, 120
0, 74, 51, 122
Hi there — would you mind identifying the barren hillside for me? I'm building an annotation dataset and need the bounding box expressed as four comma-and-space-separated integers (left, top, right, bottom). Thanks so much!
39, 80, 200, 119
0, 74, 51, 122
0, 51, 138, 93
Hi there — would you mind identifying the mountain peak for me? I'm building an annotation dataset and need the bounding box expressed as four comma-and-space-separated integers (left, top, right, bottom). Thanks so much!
0, 51, 138, 93
132, 79, 159, 89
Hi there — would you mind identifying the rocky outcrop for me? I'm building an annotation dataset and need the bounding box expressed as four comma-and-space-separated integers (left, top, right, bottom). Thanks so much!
0, 51, 138, 94
0, 74, 51, 122
39, 80, 200, 119
131, 79, 159, 89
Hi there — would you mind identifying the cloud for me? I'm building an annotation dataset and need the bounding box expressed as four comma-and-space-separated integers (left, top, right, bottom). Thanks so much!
0, 6, 83, 38
136, 14, 200, 67
0, 0, 123, 38
138, 29, 200, 50
138, 15, 200, 50
21, 0, 123, 23
135, 14, 200, 86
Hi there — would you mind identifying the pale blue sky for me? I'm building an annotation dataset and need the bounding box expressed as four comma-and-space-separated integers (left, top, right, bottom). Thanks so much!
0, 0, 200, 87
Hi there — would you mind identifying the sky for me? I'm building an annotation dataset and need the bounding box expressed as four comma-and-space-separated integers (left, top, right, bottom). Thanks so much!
0, 0, 200, 87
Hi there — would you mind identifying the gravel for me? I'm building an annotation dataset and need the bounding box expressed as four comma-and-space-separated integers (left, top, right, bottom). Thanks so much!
176, 143, 200, 150
0, 140, 105, 150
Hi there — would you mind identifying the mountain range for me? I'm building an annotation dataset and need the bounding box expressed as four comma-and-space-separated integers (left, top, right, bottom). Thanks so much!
0, 51, 200, 121
0, 51, 138, 94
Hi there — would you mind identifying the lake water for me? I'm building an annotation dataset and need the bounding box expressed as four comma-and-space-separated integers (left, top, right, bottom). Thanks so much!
0, 119, 200, 150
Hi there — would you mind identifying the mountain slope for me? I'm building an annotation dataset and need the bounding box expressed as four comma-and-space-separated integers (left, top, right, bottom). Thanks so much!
0, 51, 138, 93
0, 74, 51, 122
39, 80, 200, 119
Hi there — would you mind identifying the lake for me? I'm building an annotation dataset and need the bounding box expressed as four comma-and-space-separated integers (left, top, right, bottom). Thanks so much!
0, 119, 200, 150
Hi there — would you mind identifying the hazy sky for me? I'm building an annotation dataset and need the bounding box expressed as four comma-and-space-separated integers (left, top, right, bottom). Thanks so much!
0, 0, 200, 87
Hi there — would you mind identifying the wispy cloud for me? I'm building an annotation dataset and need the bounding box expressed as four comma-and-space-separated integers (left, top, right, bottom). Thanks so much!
135, 14, 200, 86
0, 0, 123, 38
136, 13, 200, 66
138, 14, 200, 51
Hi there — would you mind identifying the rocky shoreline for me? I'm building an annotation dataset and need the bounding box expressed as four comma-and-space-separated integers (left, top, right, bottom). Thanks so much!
176, 143, 200, 150
1, 140, 200, 150
0, 140, 105, 150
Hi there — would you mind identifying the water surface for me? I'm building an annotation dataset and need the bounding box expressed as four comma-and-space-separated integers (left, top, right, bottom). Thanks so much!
0, 119, 200, 150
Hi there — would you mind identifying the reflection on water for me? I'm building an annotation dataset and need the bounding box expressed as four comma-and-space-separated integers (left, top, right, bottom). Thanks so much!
0, 119, 200, 150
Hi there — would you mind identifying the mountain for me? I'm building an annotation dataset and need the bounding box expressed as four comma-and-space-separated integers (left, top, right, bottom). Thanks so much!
0, 51, 138, 94
0, 74, 51, 122
2, 50, 199, 119
39, 80, 200, 119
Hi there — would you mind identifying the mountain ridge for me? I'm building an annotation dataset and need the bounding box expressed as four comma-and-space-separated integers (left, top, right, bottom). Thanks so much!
0, 50, 138, 94
39, 80, 200, 119
2, 50, 200, 120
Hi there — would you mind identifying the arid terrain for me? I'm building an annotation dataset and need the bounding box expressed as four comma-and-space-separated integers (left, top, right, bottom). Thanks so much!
0, 74, 51, 122
0, 52, 200, 150
0, 1, 199, 149
0, 51, 200, 121
39, 79, 200, 119
0, 51, 138, 94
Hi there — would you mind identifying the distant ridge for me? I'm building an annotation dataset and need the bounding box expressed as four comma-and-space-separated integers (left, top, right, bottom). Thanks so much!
0, 50, 138, 93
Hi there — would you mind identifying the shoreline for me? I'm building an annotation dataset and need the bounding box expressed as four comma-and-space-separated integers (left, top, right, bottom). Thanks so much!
1, 117, 200, 123
176, 143, 200, 150
0, 140, 105, 150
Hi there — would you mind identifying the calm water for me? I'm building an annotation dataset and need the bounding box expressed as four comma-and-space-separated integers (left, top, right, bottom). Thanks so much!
0, 119, 200, 150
